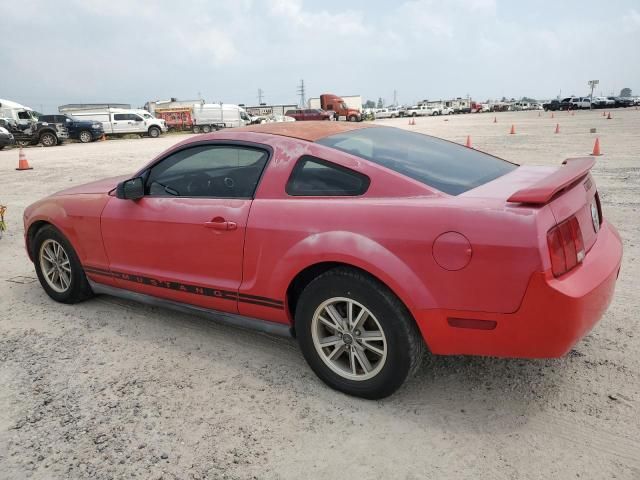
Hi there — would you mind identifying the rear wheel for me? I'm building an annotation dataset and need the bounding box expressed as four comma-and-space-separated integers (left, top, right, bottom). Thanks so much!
295, 267, 424, 399
33, 225, 93, 304
201, 125, 211, 133
39, 132, 57, 147
79, 130, 92, 143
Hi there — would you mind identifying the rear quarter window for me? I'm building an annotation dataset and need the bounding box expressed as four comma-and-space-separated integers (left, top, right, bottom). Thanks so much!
286, 156, 370, 197
316, 126, 517, 195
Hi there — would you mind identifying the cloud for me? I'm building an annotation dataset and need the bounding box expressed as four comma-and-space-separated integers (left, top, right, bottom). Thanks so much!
0, 0, 638, 112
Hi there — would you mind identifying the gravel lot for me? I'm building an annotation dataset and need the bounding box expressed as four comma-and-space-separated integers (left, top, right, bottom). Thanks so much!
1, 109, 639, 479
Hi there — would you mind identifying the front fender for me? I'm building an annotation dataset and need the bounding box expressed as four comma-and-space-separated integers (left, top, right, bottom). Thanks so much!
24, 194, 110, 268
275, 231, 436, 313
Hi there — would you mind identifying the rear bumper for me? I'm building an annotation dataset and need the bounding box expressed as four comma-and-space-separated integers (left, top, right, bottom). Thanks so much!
415, 220, 623, 358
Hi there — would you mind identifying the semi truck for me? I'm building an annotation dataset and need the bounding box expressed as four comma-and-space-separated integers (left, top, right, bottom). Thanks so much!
308, 94, 362, 121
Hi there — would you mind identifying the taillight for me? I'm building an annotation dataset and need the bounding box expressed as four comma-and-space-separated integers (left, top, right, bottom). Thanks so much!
547, 215, 585, 277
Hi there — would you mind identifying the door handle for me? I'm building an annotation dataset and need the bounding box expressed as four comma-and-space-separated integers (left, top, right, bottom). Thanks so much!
204, 217, 237, 231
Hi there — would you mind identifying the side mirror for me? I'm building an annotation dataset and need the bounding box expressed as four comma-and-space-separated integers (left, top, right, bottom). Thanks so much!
116, 177, 144, 200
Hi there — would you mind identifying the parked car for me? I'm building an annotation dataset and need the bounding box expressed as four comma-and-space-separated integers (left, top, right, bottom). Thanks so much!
284, 109, 332, 121
0, 125, 15, 150
0, 117, 69, 147
38, 114, 104, 143
23, 122, 622, 399
570, 97, 591, 109
543, 100, 560, 111
607, 97, 633, 108
405, 105, 435, 117
62, 107, 167, 138
374, 108, 398, 119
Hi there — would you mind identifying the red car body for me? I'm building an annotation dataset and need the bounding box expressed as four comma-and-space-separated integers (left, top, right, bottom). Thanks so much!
24, 122, 622, 361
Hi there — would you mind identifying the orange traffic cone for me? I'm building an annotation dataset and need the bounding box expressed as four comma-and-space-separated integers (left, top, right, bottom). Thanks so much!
510, 124, 516, 134
101, 133, 106, 141
16, 147, 33, 171
591, 138, 602, 156
493, 116, 497, 123
602, 111, 606, 116
555, 123, 560, 134
465, 135, 472, 148
607, 112, 612, 120
538, 111, 541, 117
551, 112, 555, 119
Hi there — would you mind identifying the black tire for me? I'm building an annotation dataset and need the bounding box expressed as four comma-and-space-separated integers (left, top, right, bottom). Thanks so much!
192, 126, 201, 134
79, 130, 92, 143
33, 225, 93, 304
39, 132, 57, 147
202, 125, 211, 133
295, 267, 425, 399
0, 145, 4, 150
412, 112, 417, 117
348, 115, 357, 122
148, 126, 161, 138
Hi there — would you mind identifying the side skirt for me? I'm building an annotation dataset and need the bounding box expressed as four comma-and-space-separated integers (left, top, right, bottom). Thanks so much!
88, 280, 293, 337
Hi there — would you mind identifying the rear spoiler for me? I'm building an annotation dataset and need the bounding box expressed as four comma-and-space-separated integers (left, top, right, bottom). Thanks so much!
507, 157, 595, 204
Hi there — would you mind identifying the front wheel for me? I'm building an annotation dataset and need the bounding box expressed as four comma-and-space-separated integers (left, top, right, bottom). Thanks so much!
39, 132, 57, 147
148, 126, 161, 138
79, 130, 92, 143
295, 268, 424, 399
33, 225, 93, 304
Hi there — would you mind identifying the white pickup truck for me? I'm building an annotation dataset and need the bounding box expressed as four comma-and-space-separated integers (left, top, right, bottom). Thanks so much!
569, 97, 592, 110
405, 105, 436, 117
64, 108, 167, 138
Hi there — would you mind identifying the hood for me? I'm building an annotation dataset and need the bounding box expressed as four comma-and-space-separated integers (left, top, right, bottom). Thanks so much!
53, 175, 129, 196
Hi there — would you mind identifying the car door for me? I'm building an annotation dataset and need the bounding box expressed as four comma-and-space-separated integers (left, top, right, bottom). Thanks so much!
100, 143, 270, 313
112, 113, 130, 134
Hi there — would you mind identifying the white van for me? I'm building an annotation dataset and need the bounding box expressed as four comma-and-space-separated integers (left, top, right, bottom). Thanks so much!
62, 107, 167, 138
191, 103, 251, 132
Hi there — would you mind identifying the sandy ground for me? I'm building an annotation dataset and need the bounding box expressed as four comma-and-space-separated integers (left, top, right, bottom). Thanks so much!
0, 109, 639, 479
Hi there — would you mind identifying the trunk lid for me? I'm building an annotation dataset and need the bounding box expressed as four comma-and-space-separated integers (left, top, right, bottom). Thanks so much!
463, 158, 601, 252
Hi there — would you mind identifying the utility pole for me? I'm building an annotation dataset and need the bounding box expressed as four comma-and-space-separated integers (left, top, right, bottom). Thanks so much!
393, 89, 397, 106
297, 79, 306, 108
587, 80, 599, 110
257, 88, 264, 104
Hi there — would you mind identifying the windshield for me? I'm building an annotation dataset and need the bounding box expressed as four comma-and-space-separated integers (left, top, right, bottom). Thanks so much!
316, 126, 518, 196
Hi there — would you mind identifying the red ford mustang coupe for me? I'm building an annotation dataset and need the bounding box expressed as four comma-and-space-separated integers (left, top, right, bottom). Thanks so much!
24, 122, 622, 398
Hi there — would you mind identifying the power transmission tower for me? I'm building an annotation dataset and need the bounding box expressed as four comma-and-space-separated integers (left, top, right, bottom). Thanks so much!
257, 88, 264, 104
297, 79, 306, 108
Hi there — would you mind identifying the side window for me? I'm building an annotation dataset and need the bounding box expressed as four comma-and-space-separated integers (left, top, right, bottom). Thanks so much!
130, 114, 143, 121
114, 114, 127, 121
286, 155, 370, 197
146, 145, 269, 198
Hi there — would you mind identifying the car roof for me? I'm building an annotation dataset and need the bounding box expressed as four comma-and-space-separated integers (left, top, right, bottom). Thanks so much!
232, 120, 376, 142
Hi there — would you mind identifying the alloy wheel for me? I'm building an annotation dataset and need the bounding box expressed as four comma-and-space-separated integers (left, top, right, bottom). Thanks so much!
311, 297, 387, 381
39, 239, 72, 293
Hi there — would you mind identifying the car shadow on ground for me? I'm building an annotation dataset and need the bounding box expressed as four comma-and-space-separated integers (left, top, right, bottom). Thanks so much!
79, 292, 577, 431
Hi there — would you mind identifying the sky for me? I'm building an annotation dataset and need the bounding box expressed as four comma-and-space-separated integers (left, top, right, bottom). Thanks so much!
1, 0, 639, 113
